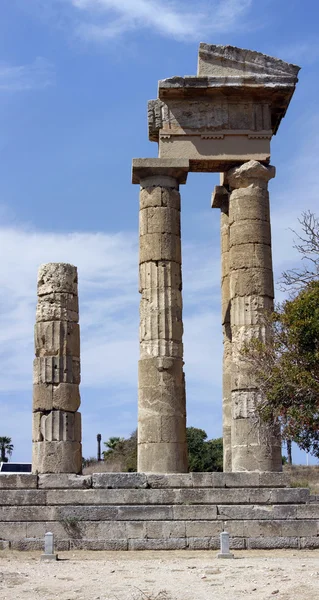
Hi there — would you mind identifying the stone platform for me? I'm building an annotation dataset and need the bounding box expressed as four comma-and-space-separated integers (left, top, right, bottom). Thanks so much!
0, 473, 318, 551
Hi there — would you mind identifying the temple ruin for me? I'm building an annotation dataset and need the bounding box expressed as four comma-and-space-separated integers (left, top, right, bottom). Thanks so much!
3, 44, 318, 554
133, 43, 300, 473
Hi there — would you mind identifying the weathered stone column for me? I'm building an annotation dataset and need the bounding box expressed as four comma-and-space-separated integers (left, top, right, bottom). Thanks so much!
227, 160, 282, 472
212, 183, 232, 472
132, 159, 189, 473
32, 263, 82, 474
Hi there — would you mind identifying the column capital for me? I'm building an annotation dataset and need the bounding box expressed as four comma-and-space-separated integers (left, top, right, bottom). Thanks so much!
132, 158, 189, 187
227, 160, 275, 190
211, 185, 229, 209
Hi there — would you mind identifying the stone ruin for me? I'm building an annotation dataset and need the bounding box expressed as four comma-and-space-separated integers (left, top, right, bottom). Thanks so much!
132, 43, 299, 474
2, 44, 319, 553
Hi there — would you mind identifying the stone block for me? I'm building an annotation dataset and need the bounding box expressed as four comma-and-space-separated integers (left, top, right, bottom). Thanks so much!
138, 442, 188, 473
45, 488, 177, 505
54, 505, 118, 521
231, 442, 283, 474
138, 416, 162, 444
92, 473, 148, 489
142, 187, 181, 210
36, 293, 79, 323
0, 490, 46, 505
229, 267, 274, 298
259, 473, 287, 487
186, 521, 223, 537
191, 473, 214, 487
300, 537, 319, 549
140, 339, 183, 359
212, 473, 260, 487
247, 536, 299, 549
231, 295, 273, 326
139, 261, 182, 293
140, 287, 182, 310
140, 207, 180, 235
10, 539, 43, 551
38, 474, 91, 489
0, 474, 38, 489
138, 385, 185, 415
38, 263, 78, 296
69, 539, 128, 551
33, 383, 81, 412
32, 441, 82, 474
0, 506, 54, 522
139, 306, 183, 342
147, 473, 192, 488
0, 522, 27, 540
173, 505, 217, 520
128, 538, 187, 550
139, 233, 181, 264
216, 504, 297, 521
229, 192, 270, 224
281, 520, 317, 537
34, 322, 80, 358
296, 504, 319, 519
33, 356, 81, 385
229, 244, 272, 271
138, 357, 184, 388
117, 505, 174, 521
32, 411, 81, 442
229, 221, 271, 247
145, 521, 186, 539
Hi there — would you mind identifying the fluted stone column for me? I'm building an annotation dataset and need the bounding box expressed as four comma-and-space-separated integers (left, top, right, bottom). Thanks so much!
227, 160, 282, 472
212, 184, 232, 472
32, 263, 82, 474
133, 159, 189, 473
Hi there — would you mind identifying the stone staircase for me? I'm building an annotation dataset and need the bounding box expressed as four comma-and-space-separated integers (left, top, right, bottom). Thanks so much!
0, 472, 318, 551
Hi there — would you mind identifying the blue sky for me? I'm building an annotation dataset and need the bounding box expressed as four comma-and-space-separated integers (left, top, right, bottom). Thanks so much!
0, 0, 319, 466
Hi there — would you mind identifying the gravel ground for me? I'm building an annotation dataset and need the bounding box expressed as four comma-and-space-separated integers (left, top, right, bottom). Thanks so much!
1, 549, 319, 600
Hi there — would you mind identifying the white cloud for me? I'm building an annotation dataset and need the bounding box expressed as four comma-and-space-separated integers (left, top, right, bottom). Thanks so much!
67, 0, 253, 42
0, 57, 54, 92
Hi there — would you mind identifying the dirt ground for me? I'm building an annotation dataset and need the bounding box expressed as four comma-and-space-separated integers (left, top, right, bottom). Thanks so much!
1, 549, 319, 600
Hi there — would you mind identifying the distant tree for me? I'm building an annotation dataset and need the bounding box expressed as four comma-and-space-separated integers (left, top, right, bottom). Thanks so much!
103, 436, 125, 459
0, 437, 14, 463
186, 427, 223, 472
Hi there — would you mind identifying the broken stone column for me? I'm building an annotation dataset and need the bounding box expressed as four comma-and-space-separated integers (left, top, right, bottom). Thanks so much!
212, 182, 232, 472
32, 263, 82, 474
227, 160, 282, 472
132, 159, 189, 473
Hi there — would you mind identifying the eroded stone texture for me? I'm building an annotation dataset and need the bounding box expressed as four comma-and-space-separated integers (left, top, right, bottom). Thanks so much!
133, 161, 189, 473
32, 263, 82, 474
227, 161, 281, 472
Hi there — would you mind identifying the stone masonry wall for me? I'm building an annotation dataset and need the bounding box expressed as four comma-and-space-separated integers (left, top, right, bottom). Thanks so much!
0, 473, 318, 551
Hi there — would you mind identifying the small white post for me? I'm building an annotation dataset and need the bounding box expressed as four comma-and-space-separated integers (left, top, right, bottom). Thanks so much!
217, 531, 234, 559
41, 532, 58, 561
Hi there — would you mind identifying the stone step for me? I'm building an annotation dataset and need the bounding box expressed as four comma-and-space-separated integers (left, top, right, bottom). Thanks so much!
0, 487, 310, 506
1, 503, 318, 522
5, 535, 319, 552
0, 472, 290, 490
1, 518, 317, 541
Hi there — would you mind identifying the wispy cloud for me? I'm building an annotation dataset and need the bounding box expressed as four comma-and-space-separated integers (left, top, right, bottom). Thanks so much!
0, 57, 54, 92
67, 0, 253, 42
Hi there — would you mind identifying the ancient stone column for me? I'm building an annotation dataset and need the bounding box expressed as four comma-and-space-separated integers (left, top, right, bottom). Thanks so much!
132, 159, 189, 473
227, 160, 282, 472
212, 183, 232, 472
32, 263, 82, 474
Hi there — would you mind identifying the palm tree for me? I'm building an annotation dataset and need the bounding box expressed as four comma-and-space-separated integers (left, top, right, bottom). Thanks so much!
0, 437, 14, 463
